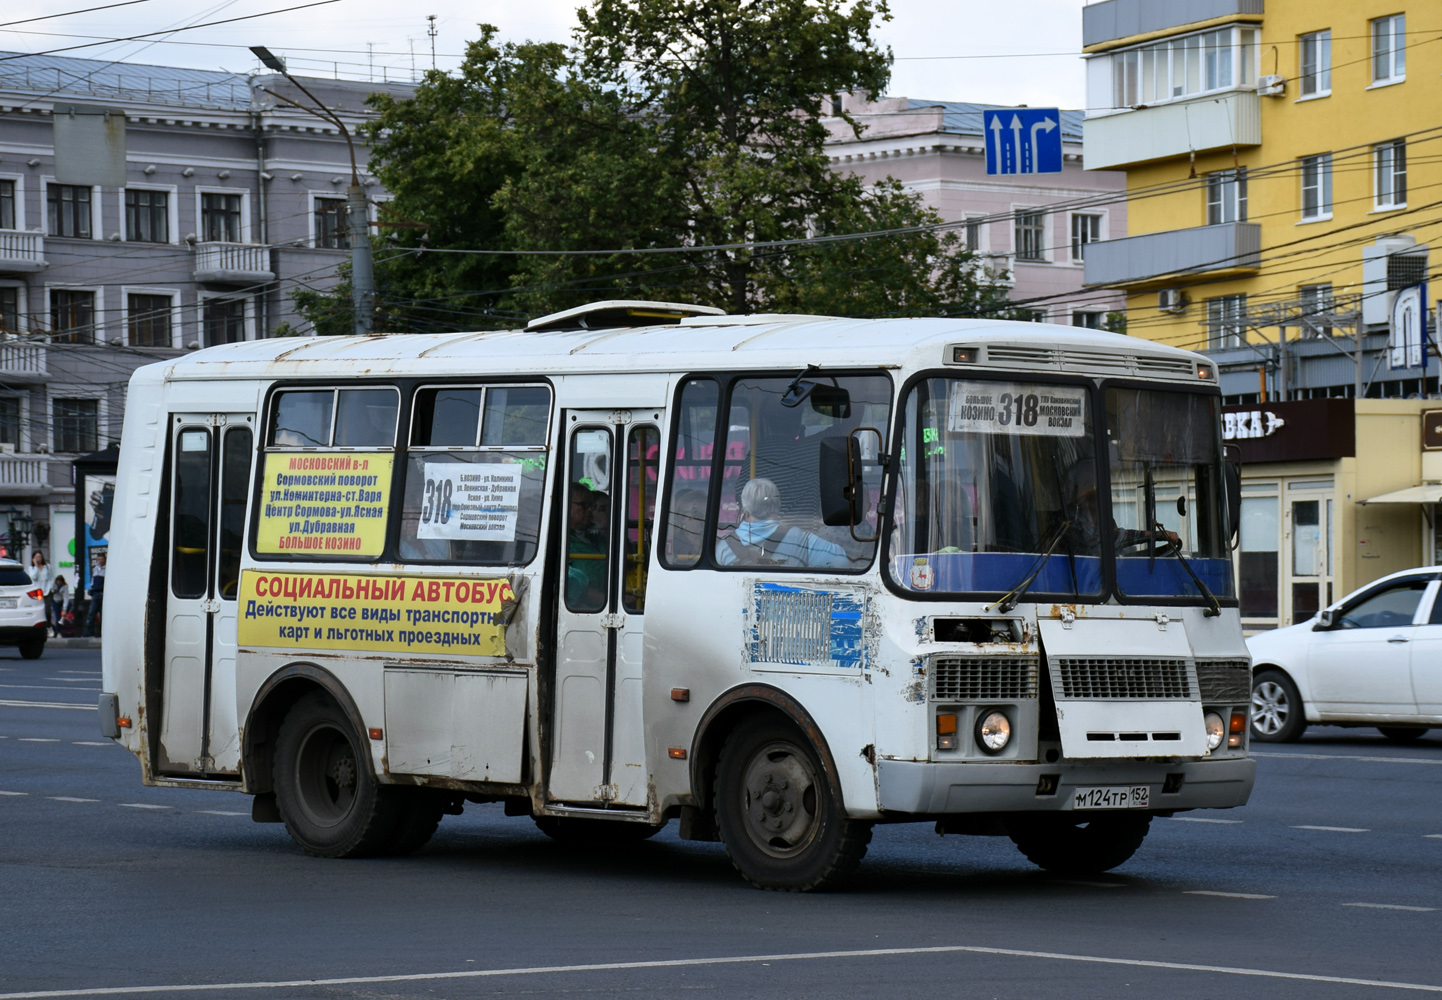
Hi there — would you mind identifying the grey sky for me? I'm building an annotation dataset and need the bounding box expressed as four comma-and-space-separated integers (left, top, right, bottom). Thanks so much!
3, 0, 1092, 109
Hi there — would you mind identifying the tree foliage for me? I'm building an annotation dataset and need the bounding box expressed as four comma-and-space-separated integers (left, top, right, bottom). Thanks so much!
293, 0, 1018, 333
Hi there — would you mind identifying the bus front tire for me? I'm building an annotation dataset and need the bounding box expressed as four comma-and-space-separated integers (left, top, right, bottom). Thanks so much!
714, 714, 872, 892
1007, 812, 1151, 875
533, 816, 663, 846
273, 692, 399, 858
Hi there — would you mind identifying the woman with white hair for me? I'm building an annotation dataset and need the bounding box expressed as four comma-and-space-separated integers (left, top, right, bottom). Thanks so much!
715, 478, 848, 568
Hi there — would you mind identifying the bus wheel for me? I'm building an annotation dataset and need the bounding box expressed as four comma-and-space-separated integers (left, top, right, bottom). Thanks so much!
714, 715, 872, 892
382, 789, 448, 856
1006, 812, 1151, 875
274, 692, 399, 858
533, 816, 663, 846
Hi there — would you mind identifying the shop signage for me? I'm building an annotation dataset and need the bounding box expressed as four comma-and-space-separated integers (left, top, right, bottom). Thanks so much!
1220, 399, 1354, 464
1223, 410, 1286, 440
1423, 410, 1442, 451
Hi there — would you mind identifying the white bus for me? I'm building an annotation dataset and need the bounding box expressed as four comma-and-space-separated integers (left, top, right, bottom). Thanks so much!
101, 301, 1254, 891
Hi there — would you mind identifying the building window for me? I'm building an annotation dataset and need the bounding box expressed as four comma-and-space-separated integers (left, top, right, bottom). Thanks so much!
964, 216, 984, 253
46, 184, 91, 239
1022, 309, 1048, 323
315, 197, 348, 249
1371, 14, 1405, 84
1014, 211, 1047, 261
200, 193, 243, 243
1206, 169, 1247, 225
0, 287, 17, 333
54, 398, 99, 454
49, 289, 95, 344
203, 298, 246, 346
128, 293, 173, 347
1095, 25, 1257, 110
1206, 294, 1246, 349
1375, 140, 1406, 208
0, 397, 18, 447
1299, 30, 1331, 96
1072, 311, 1105, 329
1300, 154, 1332, 220
125, 189, 169, 243
1070, 213, 1102, 260
1299, 283, 1333, 336
0, 180, 14, 230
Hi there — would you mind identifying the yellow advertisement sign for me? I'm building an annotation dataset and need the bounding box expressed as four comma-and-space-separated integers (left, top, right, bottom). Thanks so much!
256, 452, 394, 557
239, 570, 513, 657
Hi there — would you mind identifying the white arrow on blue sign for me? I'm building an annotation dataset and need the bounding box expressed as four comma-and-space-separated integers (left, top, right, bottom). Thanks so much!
983, 108, 1063, 176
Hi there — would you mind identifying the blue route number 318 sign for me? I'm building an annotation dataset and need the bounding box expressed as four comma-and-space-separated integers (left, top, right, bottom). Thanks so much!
983, 108, 1063, 176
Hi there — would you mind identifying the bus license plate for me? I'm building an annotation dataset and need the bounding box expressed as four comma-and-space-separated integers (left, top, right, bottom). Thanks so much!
0, 598, 15, 609
1072, 786, 1149, 810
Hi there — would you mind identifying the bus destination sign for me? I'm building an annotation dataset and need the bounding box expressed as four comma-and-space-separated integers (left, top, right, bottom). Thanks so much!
948, 382, 1087, 437
255, 452, 396, 557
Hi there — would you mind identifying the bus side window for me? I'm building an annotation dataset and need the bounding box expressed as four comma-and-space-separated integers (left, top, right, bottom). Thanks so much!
216, 426, 252, 600
661, 379, 719, 568
172, 428, 212, 599
623, 425, 659, 612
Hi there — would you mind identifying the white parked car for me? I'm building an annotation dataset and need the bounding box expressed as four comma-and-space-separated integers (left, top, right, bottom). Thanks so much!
0, 558, 48, 659
1246, 566, 1441, 743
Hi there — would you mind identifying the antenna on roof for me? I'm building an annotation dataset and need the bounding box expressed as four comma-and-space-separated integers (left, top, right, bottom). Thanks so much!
427, 16, 438, 72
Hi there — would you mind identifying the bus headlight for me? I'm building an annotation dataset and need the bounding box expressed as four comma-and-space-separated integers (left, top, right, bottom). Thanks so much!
1204, 712, 1226, 751
976, 711, 1011, 754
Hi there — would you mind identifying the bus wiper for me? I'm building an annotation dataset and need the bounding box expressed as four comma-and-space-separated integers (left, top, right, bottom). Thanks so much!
989, 519, 1071, 614
1153, 525, 1221, 618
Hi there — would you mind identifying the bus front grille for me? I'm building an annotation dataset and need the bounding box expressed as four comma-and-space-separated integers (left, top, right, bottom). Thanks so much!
1195, 659, 1252, 702
1052, 657, 1193, 700
931, 656, 1039, 701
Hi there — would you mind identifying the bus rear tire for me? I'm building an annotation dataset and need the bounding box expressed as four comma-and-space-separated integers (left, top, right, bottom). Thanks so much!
533, 816, 663, 846
273, 692, 399, 858
714, 714, 872, 892
382, 789, 448, 856
1006, 812, 1151, 875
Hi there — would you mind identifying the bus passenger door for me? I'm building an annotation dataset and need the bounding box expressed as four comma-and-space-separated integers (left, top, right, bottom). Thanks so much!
157, 413, 255, 776
548, 410, 660, 807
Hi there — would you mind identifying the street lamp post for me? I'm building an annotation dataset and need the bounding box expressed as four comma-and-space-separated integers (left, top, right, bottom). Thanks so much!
250, 46, 375, 336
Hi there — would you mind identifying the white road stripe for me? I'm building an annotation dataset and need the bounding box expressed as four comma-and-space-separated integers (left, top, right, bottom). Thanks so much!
0, 684, 101, 693
18, 738, 59, 743
48, 797, 98, 803
1343, 903, 1438, 912
118, 803, 170, 811
1253, 751, 1442, 767
197, 810, 246, 816
71, 741, 110, 747
1293, 825, 1370, 833
1186, 891, 1276, 899
0, 699, 93, 711
0, 790, 26, 796
55, 670, 100, 675
1425, 835, 1442, 840
45, 677, 98, 683
3, 943, 1442, 999
1170, 817, 1244, 824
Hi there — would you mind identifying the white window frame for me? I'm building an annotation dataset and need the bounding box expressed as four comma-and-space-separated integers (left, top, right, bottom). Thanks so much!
1206, 294, 1247, 349
1069, 211, 1106, 264
308, 192, 350, 249
1012, 206, 1050, 264
193, 186, 251, 244
1206, 169, 1247, 225
0, 173, 26, 231
963, 214, 988, 255
1088, 24, 1259, 113
1299, 154, 1332, 222
52, 392, 107, 455
1369, 14, 1405, 86
0, 282, 26, 334
43, 283, 103, 344
1298, 30, 1332, 98
0, 392, 31, 451
1072, 310, 1106, 330
121, 286, 183, 349
39, 178, 100, 240
121, 184, 179, 245
196, 292, 254, 347
1374, 140, 1406, 210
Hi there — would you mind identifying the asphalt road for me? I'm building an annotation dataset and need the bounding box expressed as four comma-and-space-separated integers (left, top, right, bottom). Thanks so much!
2, 647, 1440, 999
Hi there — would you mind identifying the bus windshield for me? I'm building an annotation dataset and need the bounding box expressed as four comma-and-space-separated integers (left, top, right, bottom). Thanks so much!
889, 377, 1102, 598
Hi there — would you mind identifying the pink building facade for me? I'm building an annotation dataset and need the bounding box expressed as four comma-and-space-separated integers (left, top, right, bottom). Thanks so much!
825, 95, 1127, 326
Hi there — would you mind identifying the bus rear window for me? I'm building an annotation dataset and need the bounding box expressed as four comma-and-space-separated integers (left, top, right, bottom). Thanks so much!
269, 387, 398, 449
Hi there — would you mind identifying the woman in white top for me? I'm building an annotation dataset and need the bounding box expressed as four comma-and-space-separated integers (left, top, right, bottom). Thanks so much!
28, 551, 55, 633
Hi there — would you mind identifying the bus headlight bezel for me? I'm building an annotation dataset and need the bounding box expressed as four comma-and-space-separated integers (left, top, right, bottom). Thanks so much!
975, 710, 1011, 754
1204, 711, 1226, 751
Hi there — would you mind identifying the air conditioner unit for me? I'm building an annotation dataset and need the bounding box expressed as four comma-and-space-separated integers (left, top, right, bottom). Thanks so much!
1258, 74, 1286, 97
1158, 289, 1189, 314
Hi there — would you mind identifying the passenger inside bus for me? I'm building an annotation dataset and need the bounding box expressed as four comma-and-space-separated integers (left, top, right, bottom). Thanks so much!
566, 484, 609, 609
714, 479, 848, 568
1068, 463, 1179, 552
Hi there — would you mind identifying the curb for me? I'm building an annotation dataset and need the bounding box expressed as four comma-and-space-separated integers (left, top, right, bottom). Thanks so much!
47, 638, 102, 649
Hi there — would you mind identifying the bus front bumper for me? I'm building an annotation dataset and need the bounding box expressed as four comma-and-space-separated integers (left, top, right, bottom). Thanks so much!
875, 756, 1256, 816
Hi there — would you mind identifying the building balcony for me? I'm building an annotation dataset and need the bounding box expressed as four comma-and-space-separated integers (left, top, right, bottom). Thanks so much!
0, 230, 47, 274
0, 455, 49, 496
1083, 0, 1263, 49
193, 242, 275, 284
1084, 91, 1260, 170
1084, 222, 1261, 288
0, 337, 48, 382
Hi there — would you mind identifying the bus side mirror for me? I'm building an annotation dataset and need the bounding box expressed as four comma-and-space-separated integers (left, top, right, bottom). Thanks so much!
1224, 454, 1241, 546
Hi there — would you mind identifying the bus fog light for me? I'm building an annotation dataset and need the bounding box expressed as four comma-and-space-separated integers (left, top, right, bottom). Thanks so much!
1204, 712, 1225, 751
976, 711, 1011, 754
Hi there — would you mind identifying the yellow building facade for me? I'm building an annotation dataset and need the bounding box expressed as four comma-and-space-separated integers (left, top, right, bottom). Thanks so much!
1081, 0, 1440, 393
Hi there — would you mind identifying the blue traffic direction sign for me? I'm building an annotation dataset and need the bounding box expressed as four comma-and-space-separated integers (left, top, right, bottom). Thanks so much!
983, 108, 1063, 176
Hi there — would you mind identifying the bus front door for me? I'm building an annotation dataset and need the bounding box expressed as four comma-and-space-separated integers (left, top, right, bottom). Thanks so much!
548, 410, 660, 807
156, 413, 254, 776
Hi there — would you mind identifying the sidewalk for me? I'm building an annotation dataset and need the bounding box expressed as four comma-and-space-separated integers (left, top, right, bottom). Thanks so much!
48, 637, 102, 649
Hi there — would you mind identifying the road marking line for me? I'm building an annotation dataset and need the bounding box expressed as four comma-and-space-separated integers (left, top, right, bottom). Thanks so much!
1170, 817, 1244, 824
1343, 903, 1438, 912
1047, 880, 1126, 888
48, 797, 99, 803
0, 685, 101, 693
45, 677, 98, 682
1253, 751, 1442, 767
71, 741, 110, 746
54, 670, 100, 675
1425, 834, 1442, 840
0, 790, 27, 796
118, 803, 170, 811
1186, 891, 1276, 899
1292, 825, 1370, 833
197, 810, 246, 816
3, 943, 1442, 999
17, 738, 59, 742
0, 699, 93, 711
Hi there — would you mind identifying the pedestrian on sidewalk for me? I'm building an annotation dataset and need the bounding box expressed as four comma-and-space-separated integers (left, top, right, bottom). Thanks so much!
82, 551, 105, 638
27, 550, 55, 635
50, 575, 70, 637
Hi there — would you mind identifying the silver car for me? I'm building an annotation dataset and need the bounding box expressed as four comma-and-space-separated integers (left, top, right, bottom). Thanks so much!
0, 558, 48, 659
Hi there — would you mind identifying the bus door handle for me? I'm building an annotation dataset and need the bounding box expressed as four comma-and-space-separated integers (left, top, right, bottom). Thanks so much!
600, 613, 626, 630
202, 598, 221, 614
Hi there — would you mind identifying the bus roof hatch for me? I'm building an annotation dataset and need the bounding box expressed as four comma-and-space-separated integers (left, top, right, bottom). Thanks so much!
525, 299, 725, 333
